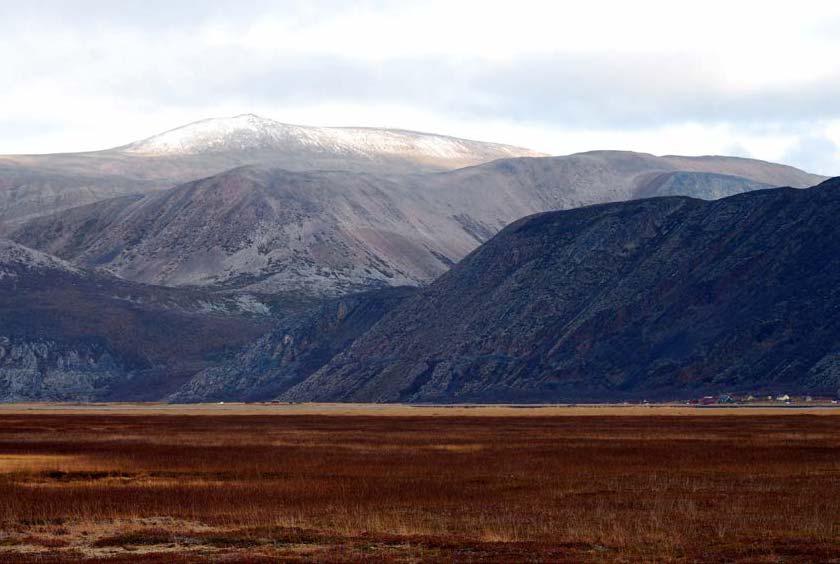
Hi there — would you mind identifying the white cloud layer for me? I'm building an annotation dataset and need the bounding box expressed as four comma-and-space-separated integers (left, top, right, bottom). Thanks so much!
1, 0, 839, 174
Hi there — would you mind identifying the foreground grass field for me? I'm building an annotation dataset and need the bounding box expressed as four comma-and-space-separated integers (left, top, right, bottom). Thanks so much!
0, 406, 839, 562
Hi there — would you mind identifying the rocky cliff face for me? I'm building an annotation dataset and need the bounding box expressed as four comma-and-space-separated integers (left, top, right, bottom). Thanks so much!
280, 179, 840, 402
0, 337, 121, 402
11, 152, 825, 296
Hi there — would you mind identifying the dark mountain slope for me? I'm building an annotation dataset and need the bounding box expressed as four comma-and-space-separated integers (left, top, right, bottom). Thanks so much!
281, 179, 840, 402
0, 240, 273, 401
169, 286, 417, 402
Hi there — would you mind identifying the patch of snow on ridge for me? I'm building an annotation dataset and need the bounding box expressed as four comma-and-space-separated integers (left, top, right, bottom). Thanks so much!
122, 114, 545, 160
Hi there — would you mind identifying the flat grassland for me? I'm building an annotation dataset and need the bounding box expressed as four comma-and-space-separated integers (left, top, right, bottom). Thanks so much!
0, 405, 839, 562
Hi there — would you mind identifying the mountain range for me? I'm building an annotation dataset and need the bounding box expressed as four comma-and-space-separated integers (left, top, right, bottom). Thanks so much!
8, 144, 824, 295
1, 114, 836, 402
0, 114, 543, 229
174, 179, 840, 403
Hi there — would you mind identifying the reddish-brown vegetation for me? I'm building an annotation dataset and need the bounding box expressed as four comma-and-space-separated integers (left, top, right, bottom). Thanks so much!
0, 409, 839, 561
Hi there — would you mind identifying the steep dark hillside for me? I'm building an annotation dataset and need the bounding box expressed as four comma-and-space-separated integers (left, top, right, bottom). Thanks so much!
0, 240, 273, 401
282, 179, 840, 402
170, 286, 417, 402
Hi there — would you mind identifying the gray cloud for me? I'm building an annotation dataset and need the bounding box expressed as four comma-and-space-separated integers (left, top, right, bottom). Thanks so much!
67, 50, 840, 132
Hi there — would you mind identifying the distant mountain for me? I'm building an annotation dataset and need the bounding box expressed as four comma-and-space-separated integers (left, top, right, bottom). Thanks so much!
0, 239, 278, 401
635, 171, 774, 200
12, 167, 451, 294
0, 114, 543, 228
122, 113, 545, 165
12, 151, 825, 296
279, 179, 840, 403
0, 163, 161, 229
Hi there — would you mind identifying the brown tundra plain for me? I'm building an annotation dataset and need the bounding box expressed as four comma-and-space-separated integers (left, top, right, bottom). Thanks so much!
0, 405, 839, 562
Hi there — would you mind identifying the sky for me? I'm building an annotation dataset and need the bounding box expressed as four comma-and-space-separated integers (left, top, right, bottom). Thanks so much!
1, 0, 840, 175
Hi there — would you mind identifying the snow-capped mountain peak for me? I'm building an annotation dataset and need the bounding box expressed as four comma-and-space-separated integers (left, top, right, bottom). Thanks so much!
121, 114, 545, 164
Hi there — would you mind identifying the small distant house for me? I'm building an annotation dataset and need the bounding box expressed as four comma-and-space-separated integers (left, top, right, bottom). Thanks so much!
776, 394, 790, 402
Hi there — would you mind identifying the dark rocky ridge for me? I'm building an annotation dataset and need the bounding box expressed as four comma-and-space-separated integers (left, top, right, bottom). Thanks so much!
280, 178, 840, 402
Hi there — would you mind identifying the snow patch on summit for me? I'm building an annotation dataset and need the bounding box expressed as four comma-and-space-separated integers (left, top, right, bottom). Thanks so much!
122, 114, 544, 162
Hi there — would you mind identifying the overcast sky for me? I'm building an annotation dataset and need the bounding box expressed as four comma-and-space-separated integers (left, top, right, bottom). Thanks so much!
2, 0, 839, 174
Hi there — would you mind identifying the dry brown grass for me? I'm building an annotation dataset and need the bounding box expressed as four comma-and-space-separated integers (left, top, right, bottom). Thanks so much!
0, 408, 838, 561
